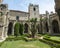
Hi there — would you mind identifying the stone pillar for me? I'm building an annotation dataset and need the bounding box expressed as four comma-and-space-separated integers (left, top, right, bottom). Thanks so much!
2, 15, 6, 39
42, 21, 45, 34
29, 22, 33, 34
12, 27, 14, 35
59, 21, 60, 33
46, 11, 52, 34
40, 15, 43, 34
12, 22, 14, 35
3, 27, 8, 38
2, 26, 4, 39
5, 27, 8, 38
23, 22, 24, 34
50, 21, 53, 34
28, 22, 31, 34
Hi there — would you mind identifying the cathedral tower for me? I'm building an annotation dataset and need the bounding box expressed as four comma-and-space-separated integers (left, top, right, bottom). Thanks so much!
29, 4, 40, 21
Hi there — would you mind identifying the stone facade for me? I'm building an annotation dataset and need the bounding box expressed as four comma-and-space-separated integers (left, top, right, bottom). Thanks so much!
55, 0, 60, 11
0, 0, 60, 41
55, 0, 60, 20
8, 4, 60, 35
0, 4, 9, 42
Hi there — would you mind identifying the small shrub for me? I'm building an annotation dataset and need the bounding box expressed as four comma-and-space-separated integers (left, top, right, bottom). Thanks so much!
6, 37, 14, 41
5, 36, 29, 41
56, 44, 60, 48
37, 34, 42, 37
19, 23, 24, 35
39, 39, 56, 47
30, 38, 38, 41
44, 34, 50, 38
14, 22, 20, 37
30, 18, 37, 38
22, 34, 31, 38
0, 41, 5, 46
44, 38, 60, 44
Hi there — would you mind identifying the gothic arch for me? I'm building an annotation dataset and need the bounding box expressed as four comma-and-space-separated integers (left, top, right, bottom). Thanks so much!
8, 22, 13, 35
24, 23, 28, 33
52, 20, 59, 33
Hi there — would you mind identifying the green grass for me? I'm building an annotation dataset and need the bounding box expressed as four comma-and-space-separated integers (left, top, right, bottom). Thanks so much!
40, 34, 60, 42
0, 40, 51, 48
50, 36, 60, 41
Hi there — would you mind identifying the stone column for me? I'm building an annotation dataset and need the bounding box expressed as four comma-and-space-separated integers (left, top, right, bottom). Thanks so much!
57, 16, 60, 33
5, 27, 8, 38
59, 21, 60, 33
42, 21, 45, 34
40, 15, 43, 34
2, 15, 6, 39
12, 22, 14, 35
26, 21, 31, 34
21, 21, 24, 34
2, 26, 4, 39
46, 11, 52, 34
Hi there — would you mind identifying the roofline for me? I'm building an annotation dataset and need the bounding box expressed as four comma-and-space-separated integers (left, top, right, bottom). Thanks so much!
10, 10, 29, 14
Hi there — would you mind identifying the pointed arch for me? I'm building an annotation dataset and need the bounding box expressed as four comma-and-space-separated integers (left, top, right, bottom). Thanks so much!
8, 22, 13, 35
24, 23, 28, 33
52, 20, 59, 33
45, 22, 49, 32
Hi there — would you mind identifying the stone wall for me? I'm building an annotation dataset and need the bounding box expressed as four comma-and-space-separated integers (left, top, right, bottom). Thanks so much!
9, 10, 29, 21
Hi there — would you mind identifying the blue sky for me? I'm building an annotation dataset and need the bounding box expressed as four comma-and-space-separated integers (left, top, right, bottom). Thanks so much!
3, 0, 55, 14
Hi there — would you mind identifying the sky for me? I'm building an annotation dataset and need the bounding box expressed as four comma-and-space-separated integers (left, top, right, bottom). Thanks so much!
3, 0, 55, 14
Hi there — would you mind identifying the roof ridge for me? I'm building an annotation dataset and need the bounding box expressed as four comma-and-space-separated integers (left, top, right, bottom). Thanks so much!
10, 10, 29, 14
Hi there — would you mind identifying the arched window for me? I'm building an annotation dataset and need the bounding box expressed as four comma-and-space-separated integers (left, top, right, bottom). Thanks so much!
33, 7, 36, 11
24, 23, 28, 33
16, 16, 19, 20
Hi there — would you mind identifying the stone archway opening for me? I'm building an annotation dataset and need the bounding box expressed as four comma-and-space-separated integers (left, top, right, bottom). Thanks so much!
24, 23, 28, 33
52, 20, 59, 33
45, 22, 49, 32
8, 22, 13, 35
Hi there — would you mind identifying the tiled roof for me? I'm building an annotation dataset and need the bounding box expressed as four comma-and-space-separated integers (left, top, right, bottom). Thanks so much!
10, 10, 29, 14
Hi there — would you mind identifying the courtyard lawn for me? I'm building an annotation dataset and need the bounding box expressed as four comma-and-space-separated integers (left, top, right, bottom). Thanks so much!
50, 36, 60, 41
40, 34, 60, 42
0, 40, 51, 48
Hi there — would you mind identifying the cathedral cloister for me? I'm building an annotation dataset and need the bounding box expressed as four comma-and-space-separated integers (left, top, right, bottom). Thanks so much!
0, 0, 60, 42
